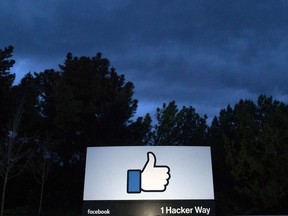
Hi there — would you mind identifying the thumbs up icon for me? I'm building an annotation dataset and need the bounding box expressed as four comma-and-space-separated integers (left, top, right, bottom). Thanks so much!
127, 152, 171, 193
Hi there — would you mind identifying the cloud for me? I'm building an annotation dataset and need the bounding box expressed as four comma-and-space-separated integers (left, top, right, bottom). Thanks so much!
1, 0, 288, 120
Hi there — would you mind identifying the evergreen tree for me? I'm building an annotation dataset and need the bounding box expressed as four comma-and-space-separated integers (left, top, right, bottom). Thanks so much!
151, 101, 208, 146
0, 46, 16, 138
211, 96, 288, 213
54, 52, 138, 165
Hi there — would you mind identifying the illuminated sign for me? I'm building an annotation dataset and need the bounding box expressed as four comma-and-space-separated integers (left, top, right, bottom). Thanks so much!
82, 146, 215, 216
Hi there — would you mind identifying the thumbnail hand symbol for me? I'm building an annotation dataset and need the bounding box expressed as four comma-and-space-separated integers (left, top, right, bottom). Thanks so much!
127, 152, 170, 193
141, 152, 170, 192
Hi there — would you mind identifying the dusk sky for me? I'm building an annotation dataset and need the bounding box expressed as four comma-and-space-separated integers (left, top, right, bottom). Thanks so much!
1, 0, 288, 122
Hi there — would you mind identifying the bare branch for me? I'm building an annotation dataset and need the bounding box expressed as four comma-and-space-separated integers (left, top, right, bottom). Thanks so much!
1, 103, 31, 216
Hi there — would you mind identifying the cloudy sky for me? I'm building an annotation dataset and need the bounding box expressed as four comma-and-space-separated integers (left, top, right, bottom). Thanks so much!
1, 0, 288, 122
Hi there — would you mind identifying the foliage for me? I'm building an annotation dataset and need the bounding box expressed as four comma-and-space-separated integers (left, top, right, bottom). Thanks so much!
0, 46, 15, 88
151, 101, 208, 146
0, 46, 16, 139
51, 52, 140, 166
128, 114, 153, 145
211, 95, 288, 213
0, 46, 147, 214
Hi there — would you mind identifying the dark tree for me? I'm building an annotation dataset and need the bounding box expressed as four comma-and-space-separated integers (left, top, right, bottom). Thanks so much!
37, 52, 140, 205
0, 46, 15, 87
31, 134, 57, 216
211, 96, 288, 214
15, 73, 42, 137
48, 52, 139, 167
34, 69, 62, 133
128, 114, 153, 145
0, 46, 16, 139
150, 101, 208, 146
0, 105, 31, 216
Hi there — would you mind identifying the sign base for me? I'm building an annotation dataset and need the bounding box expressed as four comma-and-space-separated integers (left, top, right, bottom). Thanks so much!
82, 200, 215, 216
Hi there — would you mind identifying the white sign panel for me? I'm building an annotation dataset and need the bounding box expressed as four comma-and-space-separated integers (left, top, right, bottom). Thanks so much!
83, 146, 214, 201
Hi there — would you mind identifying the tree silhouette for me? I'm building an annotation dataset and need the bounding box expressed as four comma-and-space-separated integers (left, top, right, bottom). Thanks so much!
151, 101, 208, 146
0, 46, 16, 139
0, 105, 31, 216
212, 95, 288, 213
54, 52, 138, 165
31, 134, 57, 216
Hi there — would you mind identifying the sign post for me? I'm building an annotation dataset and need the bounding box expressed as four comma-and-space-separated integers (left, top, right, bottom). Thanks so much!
82, 146, 215, 216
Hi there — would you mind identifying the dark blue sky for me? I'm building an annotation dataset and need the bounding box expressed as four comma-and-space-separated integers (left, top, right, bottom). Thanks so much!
1, 0, 288, 122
